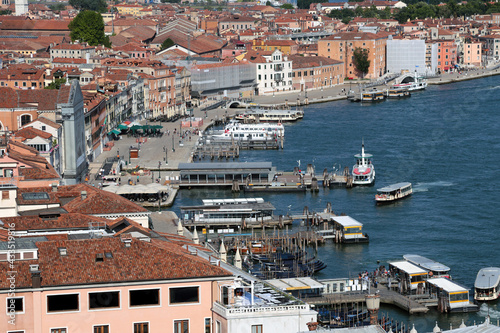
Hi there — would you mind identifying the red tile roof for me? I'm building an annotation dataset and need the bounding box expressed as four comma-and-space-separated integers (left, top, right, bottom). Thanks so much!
0, 237, 231, 289
15, 126, 53, 140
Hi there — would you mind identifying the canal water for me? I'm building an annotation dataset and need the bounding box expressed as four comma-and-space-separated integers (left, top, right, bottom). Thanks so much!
172, 76, 500, 331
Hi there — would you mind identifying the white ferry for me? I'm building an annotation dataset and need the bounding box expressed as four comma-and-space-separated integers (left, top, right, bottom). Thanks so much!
375, 182, 412, 204
235, 108, 304, 123
210, 120, 285, 141
352, 142, 375, 186
403, 254, 451, 279
474, 267, 500, 301
392, 73, 427, 91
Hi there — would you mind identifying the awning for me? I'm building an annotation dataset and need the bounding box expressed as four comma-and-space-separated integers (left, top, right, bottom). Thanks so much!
151, 125, 163, 129
118, 124, 129, 130
110, 129, 121, 135
130, 125, 143, 132
123, 121, 131, 125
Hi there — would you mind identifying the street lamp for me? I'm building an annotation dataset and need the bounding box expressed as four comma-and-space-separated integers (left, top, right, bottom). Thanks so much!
163, 146, 168, 164
172, 135, 175, 152
158, 161, 161, 181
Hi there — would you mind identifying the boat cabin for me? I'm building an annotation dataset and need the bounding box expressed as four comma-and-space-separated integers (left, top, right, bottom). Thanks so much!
426, 277, 478, 313
474, 267, 500, 301
330, 216, 369, 243
403, 254, 451, 279
389, 261, 428, 294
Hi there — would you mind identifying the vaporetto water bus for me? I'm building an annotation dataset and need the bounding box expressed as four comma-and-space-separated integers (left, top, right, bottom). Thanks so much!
403, 254, 451, 279
352, 142, 375, 186
375, 182, 412, 204
209, 120, 285, 142
474, 267, 500, 301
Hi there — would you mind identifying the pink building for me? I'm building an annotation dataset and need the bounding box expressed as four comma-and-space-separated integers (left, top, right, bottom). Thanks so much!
462, 41, 482, 67
1, 237, 233, 333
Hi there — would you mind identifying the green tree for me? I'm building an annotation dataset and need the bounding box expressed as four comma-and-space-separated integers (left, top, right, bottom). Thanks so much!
281, 3, 294, 9
297, 0, 314, 10
266, 0, 271, 5
45, 78, 67, 90
161, 38, 175, 51
0, 9, 12, 15
69, 11, 110, 47
69, 0, 107, 12
352, 48, 370, 78
161, 0, 181, 3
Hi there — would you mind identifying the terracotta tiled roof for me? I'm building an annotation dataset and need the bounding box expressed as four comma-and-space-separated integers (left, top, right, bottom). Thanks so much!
0, 214, 110, 231
57, 183, 149, 214
52, 43, 93, 50
0, 237, 232, 289
15, 127, 53, 140
289, 55, 342, 68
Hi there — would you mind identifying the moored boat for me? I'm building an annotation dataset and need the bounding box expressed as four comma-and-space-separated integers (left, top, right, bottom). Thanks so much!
375, 182, 412, 204
392, 72, 427, 91
352, 142, 375, 186
474, 267, 500, 301
386, 88, 411, 98
235, 108, 304, 122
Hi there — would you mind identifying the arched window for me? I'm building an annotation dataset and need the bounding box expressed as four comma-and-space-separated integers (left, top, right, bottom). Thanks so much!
21, 114, 32, 127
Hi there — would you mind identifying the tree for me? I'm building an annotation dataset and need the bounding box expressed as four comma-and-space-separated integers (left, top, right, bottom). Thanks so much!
49, 3, 66, 11
45, 78, 67, 90
68, 11, 110, 47
280, 3, 294, 9
266, 0, 271, 5
161, 0, 181, 3
352, 48, 370, 78
161, 38, 175, 51
69, 0, 107, 12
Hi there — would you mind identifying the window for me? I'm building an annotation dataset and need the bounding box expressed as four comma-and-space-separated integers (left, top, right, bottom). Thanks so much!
89, 291, 119, 309
129, 289, 159, 307
170, 287, 199, 304
205, 318, 211, 333
51, 329, 67, 333
174, 320, 189, 333
2, 191, 9, 199
47, 294, 79, 312
134, 322, 149, 333
94, 325, 109, 333
7, 297, 23, 313
20, 114, 32, 126
41, 125, 46, 131
252, 325, 263, 333
216, 321, 221, 333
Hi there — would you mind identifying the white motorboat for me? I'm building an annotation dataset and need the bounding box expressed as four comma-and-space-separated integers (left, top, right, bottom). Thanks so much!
352, 142, 375, 186
474, 267, 500, 301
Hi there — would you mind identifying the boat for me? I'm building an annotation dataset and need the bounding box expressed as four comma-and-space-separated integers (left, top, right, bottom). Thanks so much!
375, 182, 412, 204
352, 142, 375, 186
244, 182, 306, 192
392, 72, 427, 91
235, 108, 304, 123
386, 88, 411, 98
474, 267, 500, 301
348, 89, 385, 103
209, 120, 285, 142
403, 254, 451, 278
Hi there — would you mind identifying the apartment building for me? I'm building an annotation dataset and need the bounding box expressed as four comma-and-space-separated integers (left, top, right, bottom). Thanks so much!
242, 49, 292, 95
288, 55, 344, 91
318, 32, 388, 79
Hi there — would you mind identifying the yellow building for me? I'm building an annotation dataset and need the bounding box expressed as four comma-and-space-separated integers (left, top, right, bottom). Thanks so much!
114, 4, 144, 16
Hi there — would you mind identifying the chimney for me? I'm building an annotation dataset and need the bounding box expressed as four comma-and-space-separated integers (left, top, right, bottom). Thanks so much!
80, 191, 87, 200
120, 234, 132, 247
30, 264, 41, 288
51, 183, 58, 192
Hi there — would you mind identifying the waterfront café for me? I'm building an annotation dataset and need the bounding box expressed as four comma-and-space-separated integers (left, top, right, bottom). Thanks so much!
403, 254, 451, 278
178, 162, 276, 186
425, 277, 477, 313
389, 261, 429, 294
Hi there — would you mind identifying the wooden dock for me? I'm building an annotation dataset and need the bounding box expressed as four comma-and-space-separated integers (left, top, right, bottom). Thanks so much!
301, 284, 429, 314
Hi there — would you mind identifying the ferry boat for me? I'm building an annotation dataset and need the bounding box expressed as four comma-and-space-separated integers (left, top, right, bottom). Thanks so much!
210, 120, 284, 142
375, 182, 412, 203
352, 142, 375, 186
403, 254, 451, 278
392, 73, 427, 92
235, 108, 304, 123
474, 267, 500, 301
386, 88, 411, 99
348, 90, 385, 103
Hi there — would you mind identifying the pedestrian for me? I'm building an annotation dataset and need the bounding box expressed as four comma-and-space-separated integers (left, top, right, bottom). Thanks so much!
137, 175, 140, 183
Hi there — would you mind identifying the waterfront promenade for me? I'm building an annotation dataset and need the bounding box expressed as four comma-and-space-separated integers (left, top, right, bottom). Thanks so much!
88, 66, 500, 187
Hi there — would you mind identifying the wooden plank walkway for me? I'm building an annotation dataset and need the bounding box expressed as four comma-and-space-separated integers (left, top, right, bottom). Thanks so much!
301, 284, 429, 314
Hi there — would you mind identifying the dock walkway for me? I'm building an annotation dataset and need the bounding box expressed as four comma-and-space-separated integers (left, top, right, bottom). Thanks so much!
301, 284, 429, 314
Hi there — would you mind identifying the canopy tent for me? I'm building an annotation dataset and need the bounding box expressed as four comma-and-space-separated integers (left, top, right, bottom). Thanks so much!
110, 129, 121, 136
118, 124, 129, 130
130, 125, 143, 133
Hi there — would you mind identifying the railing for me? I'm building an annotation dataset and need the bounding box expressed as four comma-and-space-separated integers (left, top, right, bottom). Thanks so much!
212, 301, 308, 317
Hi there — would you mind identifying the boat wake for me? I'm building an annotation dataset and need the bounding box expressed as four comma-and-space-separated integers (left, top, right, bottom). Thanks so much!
479, 303, 500, 318
488, 85, 500, 90
412, 181, 455, 193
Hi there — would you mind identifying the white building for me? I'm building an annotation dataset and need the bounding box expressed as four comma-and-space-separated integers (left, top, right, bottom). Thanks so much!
387, 39, 429, 74
15, 0, 28, 16
251, 49, 293, 95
